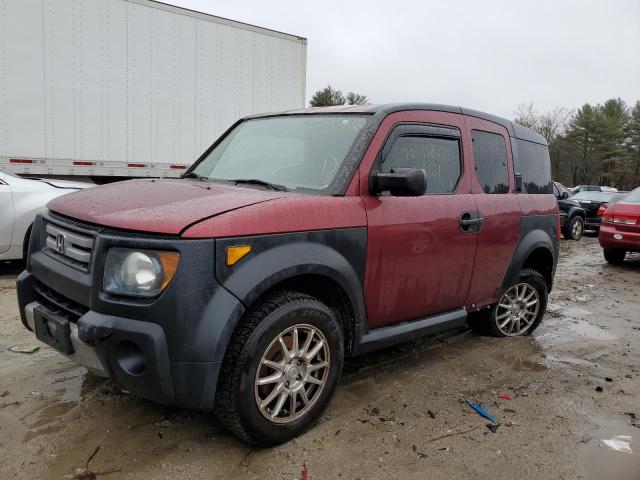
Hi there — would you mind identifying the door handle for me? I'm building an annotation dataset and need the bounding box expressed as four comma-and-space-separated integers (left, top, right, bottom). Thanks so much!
459, 211, 484, 233
459, 212, 477, 232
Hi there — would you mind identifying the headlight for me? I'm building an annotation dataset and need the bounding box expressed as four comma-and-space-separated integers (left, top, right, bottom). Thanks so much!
103, 248, 180, 297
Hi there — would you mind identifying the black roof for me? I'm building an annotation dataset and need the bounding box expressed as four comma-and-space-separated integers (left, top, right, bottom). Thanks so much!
248, 102, 547, 145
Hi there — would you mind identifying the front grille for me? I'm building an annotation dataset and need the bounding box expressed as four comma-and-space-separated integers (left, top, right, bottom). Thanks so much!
33, 280, 88, 323
44, 220, 95, 271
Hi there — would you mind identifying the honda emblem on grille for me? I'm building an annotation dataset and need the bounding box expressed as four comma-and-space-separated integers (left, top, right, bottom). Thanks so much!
55, 233, 66, 254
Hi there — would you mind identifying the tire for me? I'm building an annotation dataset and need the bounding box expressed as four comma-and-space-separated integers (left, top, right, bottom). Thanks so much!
482, 269, 548, 337
214, 291, 344, 446
603, 248, 626, 265
564, 216, 584, 240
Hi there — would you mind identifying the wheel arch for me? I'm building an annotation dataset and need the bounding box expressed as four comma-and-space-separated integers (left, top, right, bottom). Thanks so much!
568, 206, 586, 220
521, 247, 554, 289
502, 226, 557, 293
209, 230, 367, 362
241, 273, 357, 355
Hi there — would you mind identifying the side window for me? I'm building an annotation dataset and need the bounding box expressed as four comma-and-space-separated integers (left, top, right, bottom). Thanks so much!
471, 130, 509, 194
381, 135, 462, 194
513, 139, 553, 194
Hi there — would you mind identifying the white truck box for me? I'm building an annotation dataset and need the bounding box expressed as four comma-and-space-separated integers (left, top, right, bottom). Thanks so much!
0, 0, 306, 179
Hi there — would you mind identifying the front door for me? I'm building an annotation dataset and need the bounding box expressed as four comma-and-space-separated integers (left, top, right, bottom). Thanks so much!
358, 111, 478, 329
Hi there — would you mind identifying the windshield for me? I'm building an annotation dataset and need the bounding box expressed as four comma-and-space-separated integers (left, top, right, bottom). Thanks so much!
0, 168, 19, 178
572, 191, 616, 202
623, 187, 640, 203
189, 115, 368, 193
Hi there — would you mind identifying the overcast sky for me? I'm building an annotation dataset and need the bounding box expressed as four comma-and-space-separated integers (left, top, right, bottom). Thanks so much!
171, 0, 639, 119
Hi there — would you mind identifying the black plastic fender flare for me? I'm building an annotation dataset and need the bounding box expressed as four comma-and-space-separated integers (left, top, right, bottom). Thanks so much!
501, 221, 558, 293
566, 206, 586, 222
209, 229, 367, 362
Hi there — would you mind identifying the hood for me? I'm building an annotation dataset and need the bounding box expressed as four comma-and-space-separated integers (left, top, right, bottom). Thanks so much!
47, 179, 288, 235
562, 197, 580, 207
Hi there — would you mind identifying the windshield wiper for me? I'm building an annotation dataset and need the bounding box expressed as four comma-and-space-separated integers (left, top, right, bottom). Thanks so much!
182, 171, 206, 180
232, 178, 288, 191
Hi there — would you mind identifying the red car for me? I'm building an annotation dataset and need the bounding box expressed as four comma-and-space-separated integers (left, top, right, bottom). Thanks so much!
599, 187, 640, 264
17, 104, 559, 445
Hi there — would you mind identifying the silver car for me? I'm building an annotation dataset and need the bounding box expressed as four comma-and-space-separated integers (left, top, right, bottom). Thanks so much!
0, 170, 92, 260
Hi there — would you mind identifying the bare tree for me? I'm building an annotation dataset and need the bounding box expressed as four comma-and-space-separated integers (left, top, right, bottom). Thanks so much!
514, 102, 572, 144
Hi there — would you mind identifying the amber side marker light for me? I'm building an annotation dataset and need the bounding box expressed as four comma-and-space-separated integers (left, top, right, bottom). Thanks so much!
157, 251, 181, 290
226, 245, 252, 266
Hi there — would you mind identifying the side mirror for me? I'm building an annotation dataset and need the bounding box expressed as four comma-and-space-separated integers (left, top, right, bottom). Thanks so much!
371, 168, 427, 196
561, 191, 569, 199
515, 173, 523, 193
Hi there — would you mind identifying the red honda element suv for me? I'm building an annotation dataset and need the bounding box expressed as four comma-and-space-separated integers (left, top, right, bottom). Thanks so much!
17, 104, 559, 445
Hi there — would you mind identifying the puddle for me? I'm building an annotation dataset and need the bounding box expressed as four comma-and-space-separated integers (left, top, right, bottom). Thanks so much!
566, 321, 615, 341
494, 353, 547, 371
536, 318, 615, 347
27, 400, 77, 429
545, 355, 596, 368
603, 435, 633, 454
563, 307, 593, 319
582, 417, 640, 480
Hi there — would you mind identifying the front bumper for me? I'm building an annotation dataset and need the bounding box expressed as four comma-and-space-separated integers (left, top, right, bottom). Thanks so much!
24, 299, 106, 376
16, 213, 244, 410
17, 271, 223, 410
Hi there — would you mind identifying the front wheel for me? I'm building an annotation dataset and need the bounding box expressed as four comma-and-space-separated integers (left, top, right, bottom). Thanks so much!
214, 292, 344, 446
603, 248, 626, 265
484, 269, 548, 337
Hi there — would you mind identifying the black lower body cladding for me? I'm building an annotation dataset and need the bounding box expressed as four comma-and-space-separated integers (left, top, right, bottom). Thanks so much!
16, 213, 242, 410
17, 214, 368, 411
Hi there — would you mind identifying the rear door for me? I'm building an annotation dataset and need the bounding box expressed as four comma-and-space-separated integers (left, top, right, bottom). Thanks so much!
464, 117, 522, 309
358, 111, 478, 329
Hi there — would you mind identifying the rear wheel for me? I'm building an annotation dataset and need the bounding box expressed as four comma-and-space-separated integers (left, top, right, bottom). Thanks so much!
481, 269, 548, 337
214, 291, 343, 446
564, 216, 584, 240
603, 248, 626, 265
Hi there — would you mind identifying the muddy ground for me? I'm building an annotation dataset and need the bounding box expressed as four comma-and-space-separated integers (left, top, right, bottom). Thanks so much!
0, 236, 638, 479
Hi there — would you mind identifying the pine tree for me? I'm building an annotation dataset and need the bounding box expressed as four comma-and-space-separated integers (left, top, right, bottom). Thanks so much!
309, 86, 346, 107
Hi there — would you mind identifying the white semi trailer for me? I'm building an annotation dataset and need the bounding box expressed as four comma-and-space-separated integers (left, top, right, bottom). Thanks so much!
0, 0, 307, 180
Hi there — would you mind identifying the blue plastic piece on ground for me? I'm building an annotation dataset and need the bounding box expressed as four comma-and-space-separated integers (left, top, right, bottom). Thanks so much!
466, 400, 496, 423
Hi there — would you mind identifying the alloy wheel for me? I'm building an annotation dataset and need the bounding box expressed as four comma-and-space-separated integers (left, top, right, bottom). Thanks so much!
495, 283, 540, 336
254, 324, 330, 423
572, 218, 583, 238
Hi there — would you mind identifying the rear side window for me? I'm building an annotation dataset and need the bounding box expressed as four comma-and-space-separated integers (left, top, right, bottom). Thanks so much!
471, 131, 509, 194
382, 136, 462, 193
513, 139, 553, 194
